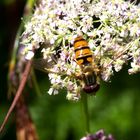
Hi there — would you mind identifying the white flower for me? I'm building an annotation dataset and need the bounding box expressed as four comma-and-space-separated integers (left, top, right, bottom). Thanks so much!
21, 0, 140, 100
66, 89, 81, 101
25, 51, 34, 60
48, 87, 59, 95
48, 73, 62, 84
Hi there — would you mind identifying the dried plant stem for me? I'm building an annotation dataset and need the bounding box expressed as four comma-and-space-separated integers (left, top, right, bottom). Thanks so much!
0, 0, 37, 134
16, 96, 38, 140
0, 60, 32, 133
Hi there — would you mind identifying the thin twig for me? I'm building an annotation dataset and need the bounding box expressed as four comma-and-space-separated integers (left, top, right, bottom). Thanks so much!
0, 60, 32, 133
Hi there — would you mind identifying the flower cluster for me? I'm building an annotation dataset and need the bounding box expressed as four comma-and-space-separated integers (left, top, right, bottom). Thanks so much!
21, 0, 140, 100
80, 129, 115, 140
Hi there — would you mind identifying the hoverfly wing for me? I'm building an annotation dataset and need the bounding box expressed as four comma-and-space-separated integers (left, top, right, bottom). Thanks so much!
33, 58, 56, 73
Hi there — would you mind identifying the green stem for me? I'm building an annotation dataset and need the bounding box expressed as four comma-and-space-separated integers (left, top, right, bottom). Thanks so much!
10, 0, 36, 65
81, 93, 90, 133
31, 68, 42, 96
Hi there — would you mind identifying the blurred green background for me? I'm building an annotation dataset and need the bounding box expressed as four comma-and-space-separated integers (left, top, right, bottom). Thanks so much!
0, 0, 140, 140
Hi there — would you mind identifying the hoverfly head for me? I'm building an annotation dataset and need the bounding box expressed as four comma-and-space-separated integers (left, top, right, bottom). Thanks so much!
83, 83, 100, 94
82, 66, 100, 94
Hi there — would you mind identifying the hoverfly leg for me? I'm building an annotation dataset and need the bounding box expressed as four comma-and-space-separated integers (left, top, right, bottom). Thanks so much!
51, 54, 58, 64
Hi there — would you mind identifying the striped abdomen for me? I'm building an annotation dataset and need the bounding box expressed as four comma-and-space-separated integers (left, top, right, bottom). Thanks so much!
74, 36, 93, 65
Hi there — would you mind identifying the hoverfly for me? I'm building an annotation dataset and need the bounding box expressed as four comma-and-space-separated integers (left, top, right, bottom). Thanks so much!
74, 36, 100, 94
33, 36, 100, 95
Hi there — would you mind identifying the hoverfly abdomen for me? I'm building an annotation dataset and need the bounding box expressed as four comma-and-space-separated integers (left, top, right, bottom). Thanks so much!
74, 36, 93, 65
74, 36, 100, 94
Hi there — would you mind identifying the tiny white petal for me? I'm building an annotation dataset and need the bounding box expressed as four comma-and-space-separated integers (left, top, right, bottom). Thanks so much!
48, 88, 53, 95
25, 51, 34, 60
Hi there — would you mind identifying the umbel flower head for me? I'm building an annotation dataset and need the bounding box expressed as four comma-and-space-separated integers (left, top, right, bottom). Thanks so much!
21, 0, 140, 100
80, 129, 115, 140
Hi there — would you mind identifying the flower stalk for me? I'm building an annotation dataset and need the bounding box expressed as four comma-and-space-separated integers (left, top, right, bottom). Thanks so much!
81, 93, 90, 133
